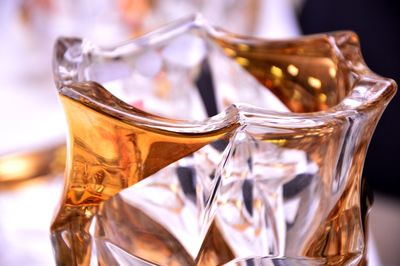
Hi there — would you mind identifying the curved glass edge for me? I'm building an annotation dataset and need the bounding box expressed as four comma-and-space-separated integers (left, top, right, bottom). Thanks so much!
53, 14, 397, 135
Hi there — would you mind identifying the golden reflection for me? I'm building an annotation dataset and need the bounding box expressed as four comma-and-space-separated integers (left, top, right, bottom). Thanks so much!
0, 145, 65, 184
287, 64, 299, 77
0, 157, 33, 181
235, 199, 243, 209
308, 76, 322, 89
271, 66, 283, 78
237, 43, 250, 51
329, 67, 337, 78
254, 199, 263, 210
224, 47, 236, 57
266, 139, 287, 146
235, 57, 249, 66
319, 93, 327, 103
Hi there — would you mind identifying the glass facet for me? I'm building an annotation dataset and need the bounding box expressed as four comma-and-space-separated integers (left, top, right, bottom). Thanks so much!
51, 15, 396, 265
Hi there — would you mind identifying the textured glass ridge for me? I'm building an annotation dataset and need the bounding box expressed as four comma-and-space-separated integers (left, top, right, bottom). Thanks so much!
51, 15, 396, 266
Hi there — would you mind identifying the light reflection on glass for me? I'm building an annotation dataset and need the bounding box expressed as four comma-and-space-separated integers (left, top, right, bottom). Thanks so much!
307, 76, 322, 89
318, 93, 327, 103
271, 65, 283, 78
287, 64, 299, 76
329, 67, 337, 78
0, 157, 33, 181
236, 57, 250, 66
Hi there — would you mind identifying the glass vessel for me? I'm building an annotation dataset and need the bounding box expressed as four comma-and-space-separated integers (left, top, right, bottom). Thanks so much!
51, 15, 396, 265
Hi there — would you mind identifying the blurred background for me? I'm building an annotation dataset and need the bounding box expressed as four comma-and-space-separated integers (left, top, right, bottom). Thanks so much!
0, 0, 398, 265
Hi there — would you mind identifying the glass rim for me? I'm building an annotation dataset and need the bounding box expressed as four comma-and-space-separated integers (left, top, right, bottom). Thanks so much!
53, 14, 397, 133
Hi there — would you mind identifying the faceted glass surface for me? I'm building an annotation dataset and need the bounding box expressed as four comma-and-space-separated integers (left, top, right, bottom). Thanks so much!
51, 15, 396, 265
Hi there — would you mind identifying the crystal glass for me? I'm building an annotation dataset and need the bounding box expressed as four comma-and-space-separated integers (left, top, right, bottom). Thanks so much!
51, 15, 396, 265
